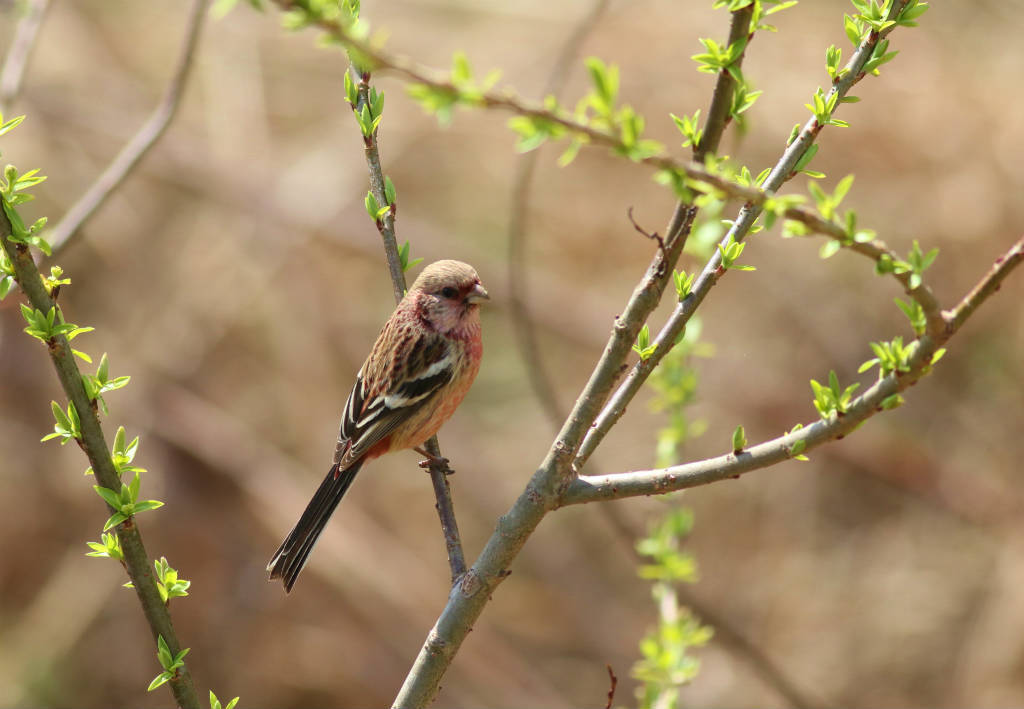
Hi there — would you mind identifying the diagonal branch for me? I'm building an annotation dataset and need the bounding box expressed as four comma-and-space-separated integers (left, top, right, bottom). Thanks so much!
0, 0, 50, 114
345, 64, 466, 582
561, 235, 1024, 506
0, 214, 200, 709
573, 1, 913, 469
505, 8, 816, 706
266, 0, 822, 210
944, 236, 1024, 333
48, 0, 209, 253
507, 0, 609, 431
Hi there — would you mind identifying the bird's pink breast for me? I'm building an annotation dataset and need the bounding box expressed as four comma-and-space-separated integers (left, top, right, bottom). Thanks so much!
387, 330, 482, 452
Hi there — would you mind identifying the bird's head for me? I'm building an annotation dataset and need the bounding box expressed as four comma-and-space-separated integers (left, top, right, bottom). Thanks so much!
410, 260, 489, 335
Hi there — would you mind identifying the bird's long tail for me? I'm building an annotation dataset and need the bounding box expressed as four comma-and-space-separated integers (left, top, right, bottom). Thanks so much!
267, 462, 362, 592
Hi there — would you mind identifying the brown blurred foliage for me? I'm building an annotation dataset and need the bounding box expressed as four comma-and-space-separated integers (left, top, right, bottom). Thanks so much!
1, 1, 1022, 707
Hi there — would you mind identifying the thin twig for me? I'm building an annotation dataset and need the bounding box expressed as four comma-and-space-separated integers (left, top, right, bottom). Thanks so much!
573, 2, 912, 470
346, 65, 466, 582
265, 0, 813, 210
572, 3, 754, 468
268, 0, 914, 258
0, 214, 200, 709
627, 206, 666, 268
0, 0, 49, 114
507, 0, 608, 432
599, 502, 824, 709
944, 236, 1024, 333
560, 236, 1023, 505
604, 664, 617, 709
781, 207, 944, 335
47, 0, 209, 253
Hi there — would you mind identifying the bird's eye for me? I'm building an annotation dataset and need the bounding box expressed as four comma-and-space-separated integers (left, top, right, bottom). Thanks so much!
440, 286, 458, 299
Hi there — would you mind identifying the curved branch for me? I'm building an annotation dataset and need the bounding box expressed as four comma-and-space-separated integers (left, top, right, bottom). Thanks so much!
0, 0, 50, 114
507, 0, 609, 430
779, 207, 944, 335
48, 0, 209, 253
266, 0, 814, 209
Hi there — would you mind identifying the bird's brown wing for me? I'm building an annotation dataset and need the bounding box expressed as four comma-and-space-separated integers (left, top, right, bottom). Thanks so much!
334, 326, 454, 469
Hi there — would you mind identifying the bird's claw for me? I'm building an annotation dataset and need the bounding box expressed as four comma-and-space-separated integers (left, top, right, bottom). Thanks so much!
414, 447, 454, 475
419, 456, 454, 475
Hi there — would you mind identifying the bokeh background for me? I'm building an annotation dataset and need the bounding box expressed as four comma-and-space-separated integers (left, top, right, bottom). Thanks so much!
1, 1, 1022, 706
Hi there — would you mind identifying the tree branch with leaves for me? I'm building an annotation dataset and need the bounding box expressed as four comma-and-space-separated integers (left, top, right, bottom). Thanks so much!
254, 1, 1023, 706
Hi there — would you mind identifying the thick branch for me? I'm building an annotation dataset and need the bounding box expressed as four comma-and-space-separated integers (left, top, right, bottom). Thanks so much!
346, 65, 466, 582
0, 216, 199, 709
562, 235, 1024, 505
693, 5, 752, 163
0, 0, 49, 114
48, 0, 208, 253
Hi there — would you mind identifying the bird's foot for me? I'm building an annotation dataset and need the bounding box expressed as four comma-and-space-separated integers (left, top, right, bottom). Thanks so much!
414, 447, 454, 475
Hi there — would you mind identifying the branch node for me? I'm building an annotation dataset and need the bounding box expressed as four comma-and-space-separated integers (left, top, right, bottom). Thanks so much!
628, 206, 667, 274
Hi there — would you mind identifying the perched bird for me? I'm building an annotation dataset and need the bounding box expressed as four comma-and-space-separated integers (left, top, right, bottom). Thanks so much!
268, 260, 488, 592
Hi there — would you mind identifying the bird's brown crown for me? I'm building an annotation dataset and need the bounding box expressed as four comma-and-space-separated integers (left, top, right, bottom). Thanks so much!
410, 259, 482, 296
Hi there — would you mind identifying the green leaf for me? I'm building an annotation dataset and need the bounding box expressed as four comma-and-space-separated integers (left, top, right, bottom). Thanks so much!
210, 691, 241, 709
343, 70, 358, 106
632, 324, 658, 360
673, 270, 695, 299
858, 357, 879, 374
880, 393, 904, 410
819, 239, 841, 259
0, 114, 25, 137
364, 191, 379, 219
148, 673, 171, 692
51, 400, 71, 431
731, 424, 746, 453
93, 484, 122, 509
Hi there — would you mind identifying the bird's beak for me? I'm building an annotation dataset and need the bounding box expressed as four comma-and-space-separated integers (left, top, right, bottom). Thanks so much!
465, 283, 490, 304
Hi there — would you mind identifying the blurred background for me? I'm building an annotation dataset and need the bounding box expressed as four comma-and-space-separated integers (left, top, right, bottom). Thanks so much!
1, 0, 1022, 706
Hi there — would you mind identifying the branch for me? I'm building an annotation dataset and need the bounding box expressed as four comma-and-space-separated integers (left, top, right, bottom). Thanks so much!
268, 0, 811, 210
0, 216, 200, 709
0, 0, 49, 114
693, 4, 753, 163
944, 236, 1024, 333
345, 64, 467, 582
780, 206, 944, 336
573, 1, 912, 469
561, 235, 1024, 506
47, 0, 208, 253
507, 0, 609, 431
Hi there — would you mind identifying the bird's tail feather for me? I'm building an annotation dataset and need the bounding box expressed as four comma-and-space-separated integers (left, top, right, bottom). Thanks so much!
267, 462, 361, 592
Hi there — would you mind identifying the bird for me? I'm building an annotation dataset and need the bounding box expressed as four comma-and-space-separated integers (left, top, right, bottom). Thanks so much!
267, 259, 488, 592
